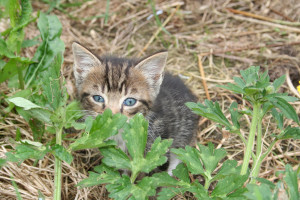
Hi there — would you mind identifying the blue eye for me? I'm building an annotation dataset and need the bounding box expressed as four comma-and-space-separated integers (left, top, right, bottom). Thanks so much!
123, 98, 137, 106
93, 95, 104, 103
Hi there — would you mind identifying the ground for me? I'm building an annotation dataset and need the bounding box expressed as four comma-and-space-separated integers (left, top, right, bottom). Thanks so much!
0, 0, 299, 199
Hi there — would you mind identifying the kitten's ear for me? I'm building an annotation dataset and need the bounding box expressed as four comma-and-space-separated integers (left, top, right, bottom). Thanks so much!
72, 42, 101, 87
135, 51, 168, 96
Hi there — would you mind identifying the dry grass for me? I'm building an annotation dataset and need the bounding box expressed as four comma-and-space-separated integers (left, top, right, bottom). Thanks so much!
0, 0, 300, 199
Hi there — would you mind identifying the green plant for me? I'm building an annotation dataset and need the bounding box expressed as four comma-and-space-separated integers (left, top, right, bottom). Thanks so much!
0, 0, 35, 89
186, 66, 300, 182
75, 113, 173, 199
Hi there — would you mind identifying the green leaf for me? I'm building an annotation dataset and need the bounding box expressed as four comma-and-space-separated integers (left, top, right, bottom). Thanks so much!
284, 164, 299, 200
40, 54, 64, 111
157, 187, 187, 200
211, 173, 248, 197
0, 37, 15, 58
217, 83, 244, 94
143, 137, 172, 173
0, 159, 7, 168
197, 142, 227, 175
77, 164, 121, 187
229, 102, 240, 130
7, 0, 33, 54
8, 97, 41, 110
244, 184, 273, 200
268, 97, 299, 124
29, 118, 45, 141
52, 144, 73, 164
171, 145, 204, 175
186, 101, 232, 129
212, 160, 241, 182
172, 163, 190, 183
273, 75, 286, 91
276, 126, 300, 140
271, 108, 283, 130
6, 142, 50, 164
64, 101, 84, 129
25, 12, 65, 87
69, 110, 127, 151
101, 147, 131, 170
123, 113, 148, 160
188, 182, 210, 199
0, 58, 27, 84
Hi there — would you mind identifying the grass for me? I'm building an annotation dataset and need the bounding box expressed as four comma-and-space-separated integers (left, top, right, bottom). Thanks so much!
0, 0, 299, 199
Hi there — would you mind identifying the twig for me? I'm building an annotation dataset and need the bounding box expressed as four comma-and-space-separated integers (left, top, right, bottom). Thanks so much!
226, 8, 300, 26
269, 7, 294, 22
138, 5, 180, 56
199, 41, 300, 57
198, 55, 211, 100
229, 14, 300, 33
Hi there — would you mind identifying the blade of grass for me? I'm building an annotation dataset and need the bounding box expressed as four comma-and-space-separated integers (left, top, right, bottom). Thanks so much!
104, 0, 110, 24
11, 176, 22, 200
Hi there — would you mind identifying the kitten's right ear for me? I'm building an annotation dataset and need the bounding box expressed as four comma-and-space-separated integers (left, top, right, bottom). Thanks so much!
72, 42, 101, 87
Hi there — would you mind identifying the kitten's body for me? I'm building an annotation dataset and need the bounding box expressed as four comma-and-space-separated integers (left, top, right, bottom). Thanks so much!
72, 43, 198, 174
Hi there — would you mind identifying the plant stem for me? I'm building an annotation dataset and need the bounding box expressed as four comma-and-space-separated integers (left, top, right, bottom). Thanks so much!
250, 116, 263, 183
17, 64, 24, 90
250, 139, 278, 183
240, 103, 260, 175
53, 128, 62, 200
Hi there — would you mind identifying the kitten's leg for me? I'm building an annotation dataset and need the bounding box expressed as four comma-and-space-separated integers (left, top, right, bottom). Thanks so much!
167, 153, 181, 176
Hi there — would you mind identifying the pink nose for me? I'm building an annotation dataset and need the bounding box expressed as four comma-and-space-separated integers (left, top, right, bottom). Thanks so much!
111, 107, 120, 114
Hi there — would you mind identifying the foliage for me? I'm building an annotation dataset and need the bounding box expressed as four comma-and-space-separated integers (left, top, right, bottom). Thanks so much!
1, 1, 299, 199
186, 66, 300, 181
77, 114, 173, 199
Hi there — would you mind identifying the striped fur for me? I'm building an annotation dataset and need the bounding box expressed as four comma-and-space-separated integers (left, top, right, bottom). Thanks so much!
72, 42, 199, 174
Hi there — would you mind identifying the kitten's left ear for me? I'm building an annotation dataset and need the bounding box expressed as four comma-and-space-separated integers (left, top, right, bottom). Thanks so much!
135, 51, 168, 96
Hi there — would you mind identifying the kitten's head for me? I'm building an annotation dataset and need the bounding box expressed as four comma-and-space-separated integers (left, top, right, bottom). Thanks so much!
72, 42, 168, 118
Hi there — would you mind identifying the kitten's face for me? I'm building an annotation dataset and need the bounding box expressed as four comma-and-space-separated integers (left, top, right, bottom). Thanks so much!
72, 43, 167, 118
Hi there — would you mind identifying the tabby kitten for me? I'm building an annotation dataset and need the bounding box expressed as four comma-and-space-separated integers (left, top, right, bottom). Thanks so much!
72, 42, 199, 175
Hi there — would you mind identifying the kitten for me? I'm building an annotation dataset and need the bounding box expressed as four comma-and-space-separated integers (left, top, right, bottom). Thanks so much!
72, 42, 199, 175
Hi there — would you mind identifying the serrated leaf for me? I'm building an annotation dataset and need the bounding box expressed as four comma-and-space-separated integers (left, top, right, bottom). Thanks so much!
5, 142, 50, 164
244, 184, 273, 200
172, 163, 190, 183
101, 147, 131, 170
29, 118, 45, 141
64, 101, 84, 129
69, 110, 127, 151
233, 77, 246, 88
229, 102, 240, 130
171, 146, 204, 175
276, 126, 300, 140
106, 175, 132, 200
157, 187, 188, 200
198, 142, 227, 175
212, 160, 241, 182
273, 75, 286, 91
143, 137, 172, 173
284, 164, 299, 200
211, 173, 248, 197
0, 58, 28, 84
123, 114, 148, 160
268, 97, 299, 124
52, 144, 73, 164
217, 83, 244, 94
271, 108, 284, 130
24, 13, 65, 87
0, 37, 15, 58
189, 182, 210, 199
186, 101, 232, 129
40, 54, 64, 111
8, 97, 41, 110
77, 164, 120, 187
